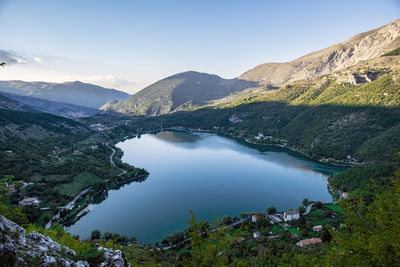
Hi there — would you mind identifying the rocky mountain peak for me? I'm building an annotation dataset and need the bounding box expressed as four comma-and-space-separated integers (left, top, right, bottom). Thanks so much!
239, 19, 400, 87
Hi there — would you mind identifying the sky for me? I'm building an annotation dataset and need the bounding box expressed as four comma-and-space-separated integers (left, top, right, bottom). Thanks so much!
0, 0, 399, 94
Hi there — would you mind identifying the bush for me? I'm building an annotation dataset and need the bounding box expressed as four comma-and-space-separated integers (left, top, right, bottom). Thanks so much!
91, 230, 101, 240
77, 246, 105, 266
267, 206, 277, 214
222, 215, 233, 225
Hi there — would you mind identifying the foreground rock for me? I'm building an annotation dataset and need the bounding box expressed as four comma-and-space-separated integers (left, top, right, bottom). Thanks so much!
0, 215, 129, 267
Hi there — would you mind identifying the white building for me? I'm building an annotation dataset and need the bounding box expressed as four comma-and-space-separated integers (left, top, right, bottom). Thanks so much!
253, 232, 261, 239
251, 214, 259, 222
19, 197, 40, 207
313, 225, 323, 232
283, 210, 300, 222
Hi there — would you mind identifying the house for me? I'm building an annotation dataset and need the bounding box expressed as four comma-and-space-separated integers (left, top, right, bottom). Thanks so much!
252, 214, 259, 222
253, 232, 261, 239
313, 225, 324, 232
283, 209, 300, 221
342, 192, 349, 199
297, 238, 323, 247
19, 197, 40, 207
72, 150, 83, 156
255, 132, 265, 140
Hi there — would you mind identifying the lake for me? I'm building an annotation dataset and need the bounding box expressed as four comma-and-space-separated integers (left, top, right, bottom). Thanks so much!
68, 131, 343, 243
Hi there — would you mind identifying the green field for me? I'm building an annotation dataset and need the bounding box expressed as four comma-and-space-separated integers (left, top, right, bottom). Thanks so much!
57, 171, 102, 197
324, 204, 343, 214
31, 174, 71, 183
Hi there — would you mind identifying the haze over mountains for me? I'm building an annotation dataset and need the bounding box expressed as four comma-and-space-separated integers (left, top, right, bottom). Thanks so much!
0, 80, 130, 109
0, 80, 131, 117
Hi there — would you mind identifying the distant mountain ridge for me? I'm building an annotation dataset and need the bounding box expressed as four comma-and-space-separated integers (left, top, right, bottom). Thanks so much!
239, 19, 400, 86
0, 80, 130, 109
1, 92, 98, 118
107, 19, 400, 117
0, 93, 38, 113
103, 71, 258, 116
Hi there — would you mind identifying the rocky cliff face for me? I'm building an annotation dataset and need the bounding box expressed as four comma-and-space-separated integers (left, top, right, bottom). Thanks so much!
0, 215, 130, 267
239, 19, 400, 87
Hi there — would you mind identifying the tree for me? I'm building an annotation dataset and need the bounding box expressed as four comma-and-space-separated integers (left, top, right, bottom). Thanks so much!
117, 235, 129, 245
256, 216, 268, 227
267, 206, 277, 214
91, 230, 101, 240
324, 174, 400, 266
130, 236, 137, 245
222, 215, 233, 225
184, 210, 234, 266
102, 232, 113, 241
302, 198, 309, 206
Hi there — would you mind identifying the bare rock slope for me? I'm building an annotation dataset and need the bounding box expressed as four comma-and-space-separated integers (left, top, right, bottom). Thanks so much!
239, 19, 400, 87
0, 215, 130, 267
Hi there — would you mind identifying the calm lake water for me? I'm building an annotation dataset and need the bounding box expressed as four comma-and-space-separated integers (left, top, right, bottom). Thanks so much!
68, 131, 343, 243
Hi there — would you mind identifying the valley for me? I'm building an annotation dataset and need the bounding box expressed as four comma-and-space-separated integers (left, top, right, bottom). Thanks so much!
0, 15, 400, 266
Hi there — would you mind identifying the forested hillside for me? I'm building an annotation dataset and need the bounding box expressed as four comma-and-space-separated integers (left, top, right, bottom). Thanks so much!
104, 71, 257, 116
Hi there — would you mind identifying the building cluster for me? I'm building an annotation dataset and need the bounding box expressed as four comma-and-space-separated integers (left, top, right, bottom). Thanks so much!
251, 208, 324, 247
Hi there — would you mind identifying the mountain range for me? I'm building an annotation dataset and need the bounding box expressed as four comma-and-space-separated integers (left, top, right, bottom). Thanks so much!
0, 80, 130, 109
239, 19, 400, 86
104, 19, 400, 116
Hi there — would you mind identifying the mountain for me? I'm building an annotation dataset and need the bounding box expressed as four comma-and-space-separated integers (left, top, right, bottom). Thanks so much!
0, 80, 130, 109
1, 92, 98, 118
102, 71, 257, 116
108, 20, 400, 117
0, 93, 38, 112
239, 19, 400, 87
131, 53, 400, 164
0, 108, 89, 142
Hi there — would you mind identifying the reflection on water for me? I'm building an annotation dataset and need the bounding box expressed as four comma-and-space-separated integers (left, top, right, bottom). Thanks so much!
154, 131, 201, 143
68, 131, 344, 244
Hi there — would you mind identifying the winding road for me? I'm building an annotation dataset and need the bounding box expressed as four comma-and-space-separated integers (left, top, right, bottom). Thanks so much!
303, 203, 315, 216
45, 140, 127, 229
161, 217, 250, 250
45, 187, 91, 229
105, 141, 127, 176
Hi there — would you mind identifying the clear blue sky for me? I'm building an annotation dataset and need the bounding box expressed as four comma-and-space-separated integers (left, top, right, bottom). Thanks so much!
0, 0, 399, 93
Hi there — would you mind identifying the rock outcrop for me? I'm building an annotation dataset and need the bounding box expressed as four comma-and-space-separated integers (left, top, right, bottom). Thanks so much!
239, 19, 400, 87
0, 215, 129, 267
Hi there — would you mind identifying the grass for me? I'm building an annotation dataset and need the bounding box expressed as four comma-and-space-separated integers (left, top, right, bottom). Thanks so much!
57, 171, 102, 197
271, 224, 284, 234
324, 204, 343, 214
288, 227, 300, 235
36, 210, 55, 226
306, 210, 330, 225
31, 174, 70, 183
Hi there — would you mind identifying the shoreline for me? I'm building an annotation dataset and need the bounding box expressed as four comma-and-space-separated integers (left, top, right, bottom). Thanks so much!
64, 128, 346, 241
156, 127, 357, 168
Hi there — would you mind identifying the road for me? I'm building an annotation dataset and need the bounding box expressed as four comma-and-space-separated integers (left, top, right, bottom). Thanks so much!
303, 203, 315, 216
45, 141, 126, 229
105, 141, 127, 176
45, 187, 91, 229
161, 217, 250, 250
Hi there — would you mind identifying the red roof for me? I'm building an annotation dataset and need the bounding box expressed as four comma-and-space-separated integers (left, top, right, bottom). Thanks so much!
300, 238, 322, 247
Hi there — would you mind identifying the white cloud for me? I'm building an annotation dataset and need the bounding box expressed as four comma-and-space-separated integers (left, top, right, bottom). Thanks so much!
32, 56, 43, 63
0, 49, 26, 65
83, 74, 137, 92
